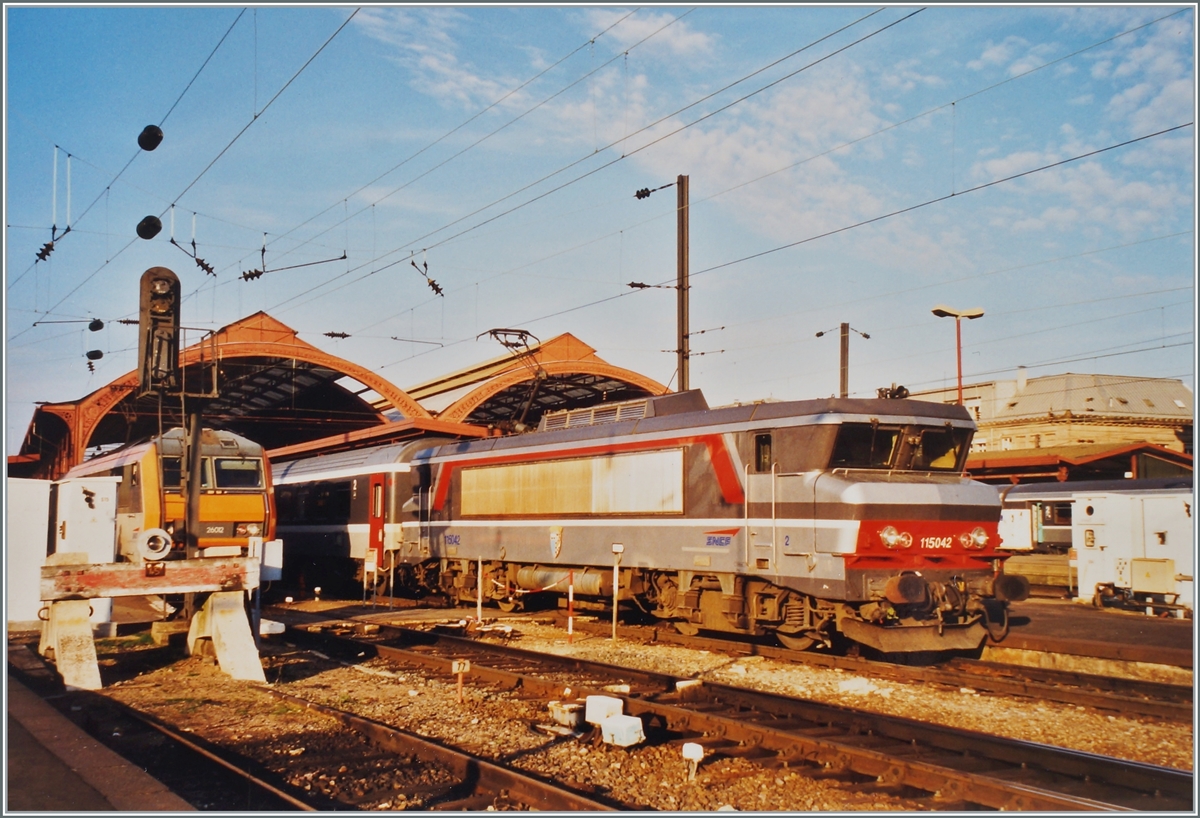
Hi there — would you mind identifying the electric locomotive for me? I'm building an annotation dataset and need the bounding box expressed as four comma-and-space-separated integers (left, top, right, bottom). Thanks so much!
275, 390, 1029, 653
63, 426, 274, 562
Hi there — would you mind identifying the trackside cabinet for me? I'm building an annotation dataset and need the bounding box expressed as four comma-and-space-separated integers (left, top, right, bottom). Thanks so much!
1072, 488, 1194, 613
7, 478, 54, 628
51, 476, 121, 632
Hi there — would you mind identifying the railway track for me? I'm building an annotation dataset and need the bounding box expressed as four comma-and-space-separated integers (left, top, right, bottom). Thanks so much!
283, 616, 1193, 811
558, 614, 1193, 722
8, 639, 614, 811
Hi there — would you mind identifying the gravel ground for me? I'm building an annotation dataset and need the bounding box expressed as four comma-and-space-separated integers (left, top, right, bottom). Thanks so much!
503, 620, 1194, 771
89, 611, 1192, 812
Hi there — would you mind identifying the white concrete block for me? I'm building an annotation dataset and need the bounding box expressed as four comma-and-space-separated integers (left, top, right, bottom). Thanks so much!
548, 700, 584, 729
584, 694, 623, 725
599, 714, 644, 747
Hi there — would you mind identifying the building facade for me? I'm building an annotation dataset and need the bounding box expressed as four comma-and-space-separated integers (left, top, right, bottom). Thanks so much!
909, 370, 1193, 455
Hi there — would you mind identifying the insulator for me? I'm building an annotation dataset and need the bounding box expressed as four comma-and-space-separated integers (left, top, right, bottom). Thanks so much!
88, 319, 104, 332
36, 242, 54, 261
635, 188, 651, 199
85, 349, 104, 361
136, 216, 162, 240
138, 125, 164, 151
241, 269, 264, 281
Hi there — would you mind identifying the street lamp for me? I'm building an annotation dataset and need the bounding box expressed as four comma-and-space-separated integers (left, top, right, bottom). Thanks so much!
931, 305, 984, 405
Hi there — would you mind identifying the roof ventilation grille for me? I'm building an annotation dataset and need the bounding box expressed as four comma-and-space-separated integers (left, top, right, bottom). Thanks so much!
538, 397, 652, 431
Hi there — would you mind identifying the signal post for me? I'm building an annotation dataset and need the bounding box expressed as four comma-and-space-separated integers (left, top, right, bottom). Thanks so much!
37, 267, 269, 689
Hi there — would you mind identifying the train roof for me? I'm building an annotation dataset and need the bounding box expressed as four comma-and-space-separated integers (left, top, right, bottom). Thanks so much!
1000, 476, 1194, 502
417, 390, 973, 460
62, 427, 263, 479
272, 436, 458, 483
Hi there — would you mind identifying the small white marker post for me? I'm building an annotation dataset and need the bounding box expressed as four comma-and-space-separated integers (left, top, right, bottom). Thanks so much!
568, 570, 575, 644
683, 742, 704, 780
476, 556, 483, 623
451, 659, 470, 703
611, 543, 624, 642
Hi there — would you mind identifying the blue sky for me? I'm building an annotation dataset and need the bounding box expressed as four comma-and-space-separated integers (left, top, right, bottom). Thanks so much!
5, 5, 1195, 453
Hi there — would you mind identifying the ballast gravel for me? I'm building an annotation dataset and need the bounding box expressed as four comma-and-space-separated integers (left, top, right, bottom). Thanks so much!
94, 611, 1191, 812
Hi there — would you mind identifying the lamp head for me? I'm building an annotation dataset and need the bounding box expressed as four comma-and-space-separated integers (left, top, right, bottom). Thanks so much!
932, 305, 984, 320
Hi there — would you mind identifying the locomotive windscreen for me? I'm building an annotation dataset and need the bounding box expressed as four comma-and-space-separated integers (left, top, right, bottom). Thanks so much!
829, 423, 971, 472
830, 424, 901, 468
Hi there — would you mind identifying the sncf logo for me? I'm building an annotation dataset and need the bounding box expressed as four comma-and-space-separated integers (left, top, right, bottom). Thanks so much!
704, 529, 739, 547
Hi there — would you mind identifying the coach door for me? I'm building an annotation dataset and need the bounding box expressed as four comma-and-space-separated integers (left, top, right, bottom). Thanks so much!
368, 473, 386, 572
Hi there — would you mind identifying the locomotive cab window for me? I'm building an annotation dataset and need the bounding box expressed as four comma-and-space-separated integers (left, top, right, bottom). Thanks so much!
214, 458, 265, 489
829, 423, 900, 469
161, 456, 212, 490
753, 434, 773, 472
908, 427, 970, 471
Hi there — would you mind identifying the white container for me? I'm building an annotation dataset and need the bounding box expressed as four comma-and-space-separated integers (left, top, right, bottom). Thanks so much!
52, 477, 120, 632
585, 695, 624, 725
600, 714, 644, 747
7, 478, 53, 628
548, 700, 585, 729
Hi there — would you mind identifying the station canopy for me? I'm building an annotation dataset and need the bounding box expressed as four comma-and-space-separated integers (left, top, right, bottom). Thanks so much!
10, 313, 667, 479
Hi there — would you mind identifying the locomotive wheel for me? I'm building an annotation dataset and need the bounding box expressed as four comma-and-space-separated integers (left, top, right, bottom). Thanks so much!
776, 632, 817, 651
674, 621, 699, 636
497, 597, 523, 613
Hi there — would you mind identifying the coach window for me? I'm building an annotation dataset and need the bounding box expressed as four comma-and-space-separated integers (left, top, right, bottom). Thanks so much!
309, 481, 353, 523
754, 433, 773, 472
276, 487, 299, 523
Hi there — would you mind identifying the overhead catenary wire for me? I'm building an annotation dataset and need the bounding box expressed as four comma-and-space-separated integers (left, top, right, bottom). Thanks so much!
267, 7, 904, 317
7, 7, 1190, 414
340, 8, 1196, 344
9, 9, 359, 342
133, 7, 660, 323
7, 9, 247, 294
255, 8, 644, 268
372, 123, 1192, 372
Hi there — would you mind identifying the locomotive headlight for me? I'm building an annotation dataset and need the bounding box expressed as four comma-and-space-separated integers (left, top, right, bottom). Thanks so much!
235, 522, 262, 537
879, 526, 913, 549
960, 527, 989, 549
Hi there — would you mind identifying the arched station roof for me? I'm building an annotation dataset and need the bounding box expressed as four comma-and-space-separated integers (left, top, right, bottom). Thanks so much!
404, 333, 668, 430
11, 315, 668, 478
12, 313, 430, 478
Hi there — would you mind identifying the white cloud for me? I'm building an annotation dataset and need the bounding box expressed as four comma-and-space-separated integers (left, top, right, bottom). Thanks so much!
354, 8, 513, 109
879, 58, 944, 92
968, 35, 1061, 78
975, 147, 1187, 236
967, 37, 1024, 71
583, 9, 715, 58
1125, 78, 1194, 134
